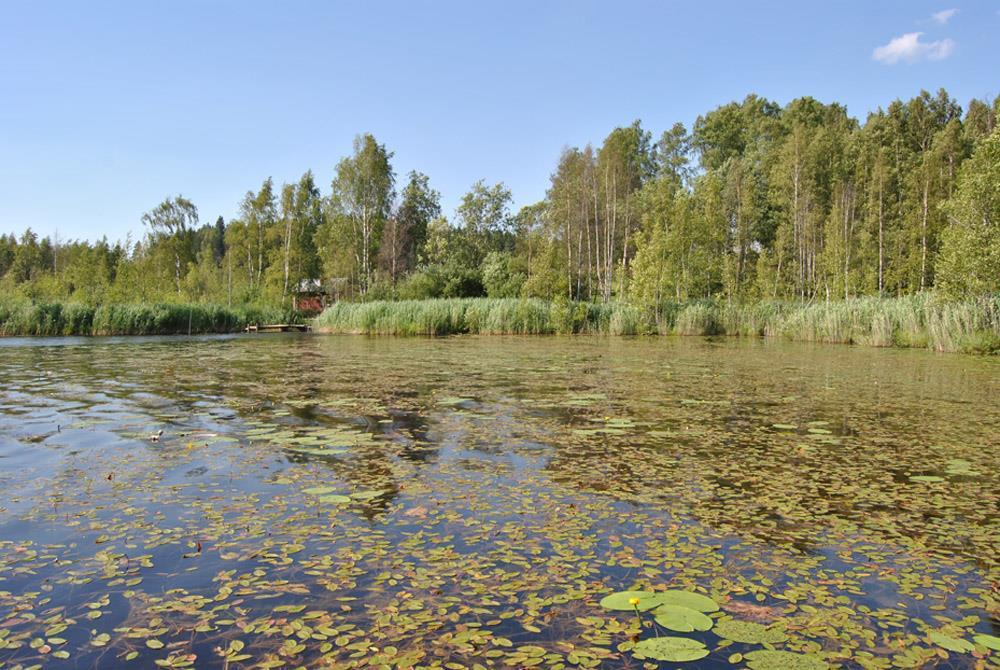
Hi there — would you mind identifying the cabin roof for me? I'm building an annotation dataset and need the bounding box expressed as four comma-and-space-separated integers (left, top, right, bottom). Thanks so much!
296, 278, 323, 293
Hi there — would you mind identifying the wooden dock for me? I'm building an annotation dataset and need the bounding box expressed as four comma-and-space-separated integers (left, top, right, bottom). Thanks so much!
244, 323, 311, 333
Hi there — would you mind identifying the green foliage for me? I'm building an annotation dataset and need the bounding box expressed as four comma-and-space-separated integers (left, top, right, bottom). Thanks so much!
650, 605, 714, 632
481, 251, 526, 298
928, 631, 975, 653
394, 263, 485, 300
456, 180, 513, 263
312, 295, 1000, 352
0, 298, 289, 336
974, 634, 1000, 651
313, 298, 556, 336
3, 90, 1000, 328
598, 590, 665, 612
632, 637, 709, 662
653, 590, 720, 613
743, 650, 828, 670
714, 619, 788, 643
936, 118, 1000, 296
324, 134, 395, 293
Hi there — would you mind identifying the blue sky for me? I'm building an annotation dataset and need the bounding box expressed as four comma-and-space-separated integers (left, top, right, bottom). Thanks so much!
1, 0, 997, 243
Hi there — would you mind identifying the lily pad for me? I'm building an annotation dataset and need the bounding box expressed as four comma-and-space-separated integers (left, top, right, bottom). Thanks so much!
651, 604, 714, 632
974, 634, 1000, 651
599, 590, 665, 612
945, 459, 982, 476
744, 650, 828, 670
633, 636, 709, 662
287, 447, 347, 457
657, 589, 720, 613
317, 494, 352, 504
714, 619, 788, 644
302, 486, 338, 495
349, 489, 384, 500
436, 396, 472, 406
928, 631, 975, 653
908, 475, 945, 483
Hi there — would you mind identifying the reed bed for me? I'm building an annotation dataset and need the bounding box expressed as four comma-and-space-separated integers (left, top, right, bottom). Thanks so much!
0, 299, 290, 336
313, 295, 1000, 353
4, 294, 996, 352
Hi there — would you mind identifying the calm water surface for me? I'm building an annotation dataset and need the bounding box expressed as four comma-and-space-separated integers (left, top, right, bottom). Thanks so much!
0, 335, 997, 669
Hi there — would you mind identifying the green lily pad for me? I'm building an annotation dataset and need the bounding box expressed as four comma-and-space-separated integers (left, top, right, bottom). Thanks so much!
437, 396, 471, 406
651, 604, 714, 632
928, 631, 975, 653
633, 636, 709, 662
744, 650, 828, 670
908, 475, 945, 483
599, 590, 665, 612
772, 424, 798, 430
288, 447, 347, 457
945, 459, 981, 476
350, 489, 384, 500
303, 486, 337, 495
974, 634, 1000, 651
714, 619, 788, 644
657, 589, 720, 613
317, 494, 352, 504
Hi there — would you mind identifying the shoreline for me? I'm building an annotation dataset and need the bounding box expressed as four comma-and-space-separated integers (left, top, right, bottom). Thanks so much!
311, 296, 1000, 354
3, 295, 998, 354
0, 300, 295, 338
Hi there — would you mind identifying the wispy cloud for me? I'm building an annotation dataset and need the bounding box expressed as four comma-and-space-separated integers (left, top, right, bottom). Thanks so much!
872, 32, 955, 64
931, 8, 958, 24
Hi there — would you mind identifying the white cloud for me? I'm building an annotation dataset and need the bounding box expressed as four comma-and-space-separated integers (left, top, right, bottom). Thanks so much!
931, 8, 958, 24
872, 32, 955, 64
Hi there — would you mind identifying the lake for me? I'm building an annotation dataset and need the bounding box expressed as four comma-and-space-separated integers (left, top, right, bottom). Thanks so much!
0, 335, 997, 669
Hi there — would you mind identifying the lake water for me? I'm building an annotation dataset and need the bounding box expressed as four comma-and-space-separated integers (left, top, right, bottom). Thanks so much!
0, 335, 997, 669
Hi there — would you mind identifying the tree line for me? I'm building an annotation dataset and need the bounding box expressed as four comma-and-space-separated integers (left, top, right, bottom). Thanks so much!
2, 89, 998, 309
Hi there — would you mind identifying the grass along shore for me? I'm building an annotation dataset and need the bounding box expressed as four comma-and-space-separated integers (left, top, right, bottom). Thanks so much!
312, 295, 1000, 353
0, 299, 293, 336
3, 294, 997, 353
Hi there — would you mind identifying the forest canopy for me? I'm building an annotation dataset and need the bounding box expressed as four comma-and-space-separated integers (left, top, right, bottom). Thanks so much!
2, 89, 998, 309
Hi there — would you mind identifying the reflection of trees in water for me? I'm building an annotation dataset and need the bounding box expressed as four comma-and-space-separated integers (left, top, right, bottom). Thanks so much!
9, 335, 998, 572
539, 365, 995, 564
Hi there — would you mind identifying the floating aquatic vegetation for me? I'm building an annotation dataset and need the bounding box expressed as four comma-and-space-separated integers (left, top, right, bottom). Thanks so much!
713, 618, 789, 644
632, 636, 709, 662
563, 392, 608, 407
436, 396, 472, 406
743, 649, 828, 670
302, 486, 337, 495
0, 335, 997, 669
317, 494, 351, 504
944, 458, 982, 476
928, 630, 976, 653
651, 604, 714, 632
974, 634, 1000, 651
656, 589, 720, 613
599, 590, 665, 612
